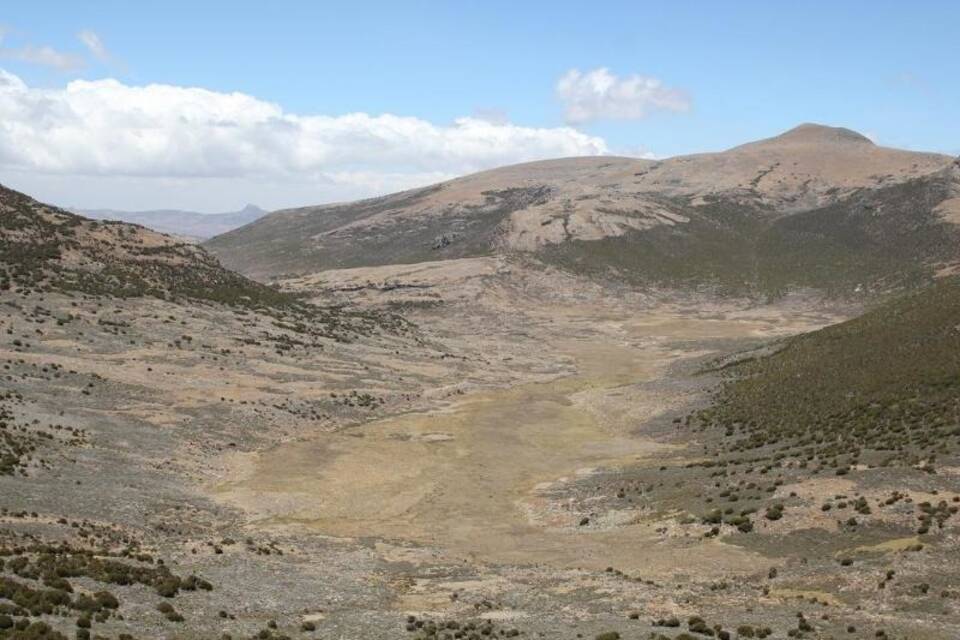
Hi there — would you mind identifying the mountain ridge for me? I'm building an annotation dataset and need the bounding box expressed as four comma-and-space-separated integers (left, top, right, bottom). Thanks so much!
75, 203, 268, 241
205, 123, 960, 296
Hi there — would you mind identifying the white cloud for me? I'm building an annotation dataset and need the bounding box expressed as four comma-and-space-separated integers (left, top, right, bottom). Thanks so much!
0, 26, 86, 71
616, 145, 658, 160
0, 69, 609, 210
472, 107, 510, 125
556, 67, 690, 124
77, 30, 110, 62
0, 44, 84, 71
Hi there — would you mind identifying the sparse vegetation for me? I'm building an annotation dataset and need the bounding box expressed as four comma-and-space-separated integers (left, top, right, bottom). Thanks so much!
690, 276, 960, 477
3, 139, 960, 640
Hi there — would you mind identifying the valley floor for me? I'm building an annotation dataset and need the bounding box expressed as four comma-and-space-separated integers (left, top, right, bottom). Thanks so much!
216, 303, 826, 575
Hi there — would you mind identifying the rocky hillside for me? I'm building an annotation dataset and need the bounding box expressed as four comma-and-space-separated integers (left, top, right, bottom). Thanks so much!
0, 184, 292, 309
206, 124, 960, 296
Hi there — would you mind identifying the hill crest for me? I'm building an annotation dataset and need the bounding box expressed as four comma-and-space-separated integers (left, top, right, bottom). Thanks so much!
205, 124, 960, 295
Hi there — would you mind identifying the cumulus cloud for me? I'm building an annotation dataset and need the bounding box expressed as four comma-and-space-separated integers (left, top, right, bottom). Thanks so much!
0, 69, 609, 209
77, 30, 110, 62
556, 67, 690, 124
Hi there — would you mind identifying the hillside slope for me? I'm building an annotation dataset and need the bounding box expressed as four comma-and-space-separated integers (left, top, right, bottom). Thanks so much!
206, 124, 960, 295
696, 274, 960, 470
1, 184, 290, 308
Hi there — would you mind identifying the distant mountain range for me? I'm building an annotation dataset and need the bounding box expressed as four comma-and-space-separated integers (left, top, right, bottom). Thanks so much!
205, 123, 960, 297
74, 204, 267, 241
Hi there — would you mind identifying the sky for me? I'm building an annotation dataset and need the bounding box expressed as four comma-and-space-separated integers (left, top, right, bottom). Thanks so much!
0, 1, 957, 212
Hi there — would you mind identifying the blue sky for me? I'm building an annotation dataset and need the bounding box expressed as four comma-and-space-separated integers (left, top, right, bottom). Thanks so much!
0, 1, 957, 210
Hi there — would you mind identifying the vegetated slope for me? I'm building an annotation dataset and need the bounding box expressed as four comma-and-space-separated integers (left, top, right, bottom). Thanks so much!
544, 166, 960, 295
206, 124, 960, 296
77, 204, 267, 241
693, 275, 960, 473
0, 184, 410, 338
0, 183, 290, 309
0, 205, 443, 640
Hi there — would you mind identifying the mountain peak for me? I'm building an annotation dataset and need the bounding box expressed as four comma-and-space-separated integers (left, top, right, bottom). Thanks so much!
773, 123, 874, 145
